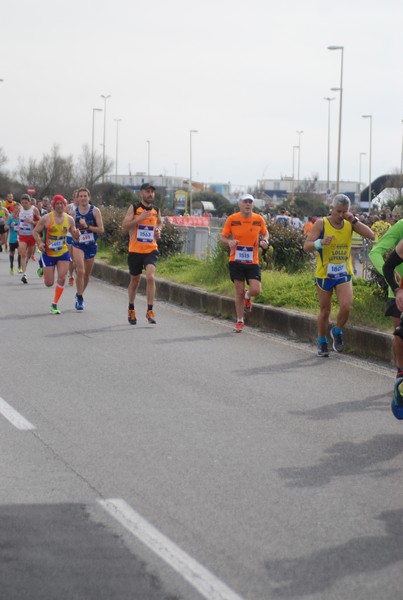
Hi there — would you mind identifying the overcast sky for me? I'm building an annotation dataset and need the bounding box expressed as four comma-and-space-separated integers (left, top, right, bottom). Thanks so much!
1, 0, 402, 191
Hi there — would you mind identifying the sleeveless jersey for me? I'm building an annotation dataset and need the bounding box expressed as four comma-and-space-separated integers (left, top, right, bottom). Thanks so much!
315, 216, 354, 279
72, 205, 98, 247
0, 208, 7, 224
128, 203, 159, 254
221, 212, 268, 265
45, 212, 69, 257
5, 200, 16, 214
19, 206, 36, 238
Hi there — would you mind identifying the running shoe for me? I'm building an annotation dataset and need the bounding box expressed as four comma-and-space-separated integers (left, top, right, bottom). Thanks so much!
128, 308, 137, 325
18, 267, 23, 273
233, 321, 244, 333
75, 294, 85, 310
317, 341, 329, 357
37, 267, 43, 278
68, 277, 74, 286
146, 310, 156, 324
9, 268, 14, 275
244, 290, 252, 313
330, 327, 344, 352
392, 376, 403, 420
50, 304, 61, 314
21, 274, 28, 284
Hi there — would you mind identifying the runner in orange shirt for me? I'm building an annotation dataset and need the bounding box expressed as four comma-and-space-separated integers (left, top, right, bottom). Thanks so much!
121, 183, 162, 325
221, 194, 269, 332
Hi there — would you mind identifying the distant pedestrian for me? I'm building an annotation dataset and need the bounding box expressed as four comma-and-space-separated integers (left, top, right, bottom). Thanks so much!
275, 208, 288, 227
303, 216, 313, 236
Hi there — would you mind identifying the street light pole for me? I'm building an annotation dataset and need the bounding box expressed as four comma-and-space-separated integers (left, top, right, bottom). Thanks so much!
359, 152, 366, 190
296, 130, 303, 192
146, 140, 150, 177
362, 115, 373, 211
189, 129, 198, 215
91, 108, 103, 186
292, 145, 299, 195
100, 94, 111, 182
114, 118, 122, 184
323, 97, 335, 190
327, 45, 344, 193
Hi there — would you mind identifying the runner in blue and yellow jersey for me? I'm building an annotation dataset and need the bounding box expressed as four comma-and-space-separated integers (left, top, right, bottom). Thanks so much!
122, 183, 162, 325
33, 195, 79, 314
304, 194, 374, 357
221, 193, 269, 333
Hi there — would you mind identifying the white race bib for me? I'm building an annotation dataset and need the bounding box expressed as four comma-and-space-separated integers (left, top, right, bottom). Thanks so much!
235, 246, 253, 263
79, 231, 95, 244
137, 225, 155, 243
327, 261, 348, 279
49, 239, 64, 251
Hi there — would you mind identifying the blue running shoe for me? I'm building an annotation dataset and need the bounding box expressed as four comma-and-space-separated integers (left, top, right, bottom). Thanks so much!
75, 294, 85, 311
392, 377, 403, 420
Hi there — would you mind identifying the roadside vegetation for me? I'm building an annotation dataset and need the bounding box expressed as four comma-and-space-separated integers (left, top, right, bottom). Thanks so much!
98, 208, 391, 333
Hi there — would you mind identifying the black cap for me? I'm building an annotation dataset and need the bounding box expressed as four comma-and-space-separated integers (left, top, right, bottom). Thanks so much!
140, 183, 156, 191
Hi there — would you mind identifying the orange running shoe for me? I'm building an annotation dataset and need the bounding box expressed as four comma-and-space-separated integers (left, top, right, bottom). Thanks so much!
233, 321, 244, 333
146, 310, 156, 324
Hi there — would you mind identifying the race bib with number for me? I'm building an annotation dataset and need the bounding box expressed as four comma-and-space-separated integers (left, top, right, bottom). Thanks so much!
137, 225, 155, 243
327, 261, 348, 279
235, 246, 253, 263
79, 231, 95, 244
19, 222, 33, 235
49, 239, 64, 251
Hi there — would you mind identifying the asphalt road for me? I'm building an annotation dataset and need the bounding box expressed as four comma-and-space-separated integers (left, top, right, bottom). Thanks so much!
0, 252, 402, 600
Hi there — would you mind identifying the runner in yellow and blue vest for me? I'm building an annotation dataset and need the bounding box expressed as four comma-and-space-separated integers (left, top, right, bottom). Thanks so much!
33, 195, 79, 314
304, 194, 375, 357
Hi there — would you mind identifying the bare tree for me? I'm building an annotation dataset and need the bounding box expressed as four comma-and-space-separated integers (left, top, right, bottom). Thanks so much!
75, 144, 113, 189
0, 147, 7, 171
16, 145, 75, 197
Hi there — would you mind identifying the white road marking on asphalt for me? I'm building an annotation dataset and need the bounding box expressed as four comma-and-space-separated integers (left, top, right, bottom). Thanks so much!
99, 498, 246, 600
0, 396, 35, 430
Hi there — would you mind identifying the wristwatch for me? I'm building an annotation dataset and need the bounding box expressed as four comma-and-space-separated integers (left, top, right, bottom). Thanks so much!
352, 216, 359, 225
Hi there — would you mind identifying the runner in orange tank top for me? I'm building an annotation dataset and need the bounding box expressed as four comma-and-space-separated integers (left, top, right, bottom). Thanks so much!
221, 194, 269, 333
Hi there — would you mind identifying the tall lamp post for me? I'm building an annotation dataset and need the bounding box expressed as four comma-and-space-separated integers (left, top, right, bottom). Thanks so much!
327, 45, 344, 193
292, 145, 299, 195
100, 94, 111, 182
359, 151, 366, 191
362, 115, 373, 211
146, 140, 151, 177
114, 118, 122, 184
323, 97, 335, 190
296, 130, 303, 192
91, 108, 103, 186
189, 129, 198, 215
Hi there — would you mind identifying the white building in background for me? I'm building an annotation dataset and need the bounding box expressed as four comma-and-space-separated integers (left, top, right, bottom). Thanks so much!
257, 177, 361, 204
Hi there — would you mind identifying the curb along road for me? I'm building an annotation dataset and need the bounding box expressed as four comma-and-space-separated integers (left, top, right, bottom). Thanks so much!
92, 262, 393, 365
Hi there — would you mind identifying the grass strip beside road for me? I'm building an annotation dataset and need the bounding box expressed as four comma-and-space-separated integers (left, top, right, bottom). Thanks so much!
97, 250, 391, 333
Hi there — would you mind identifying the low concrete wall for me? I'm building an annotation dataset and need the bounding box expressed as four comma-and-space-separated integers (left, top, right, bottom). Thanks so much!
92, 261, 393, 364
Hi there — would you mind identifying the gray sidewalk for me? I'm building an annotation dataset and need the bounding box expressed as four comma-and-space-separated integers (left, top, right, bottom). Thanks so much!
92, 262, 393, 364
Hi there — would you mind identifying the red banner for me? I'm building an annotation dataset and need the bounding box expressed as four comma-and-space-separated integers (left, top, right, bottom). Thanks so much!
166, 216, 210, 227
